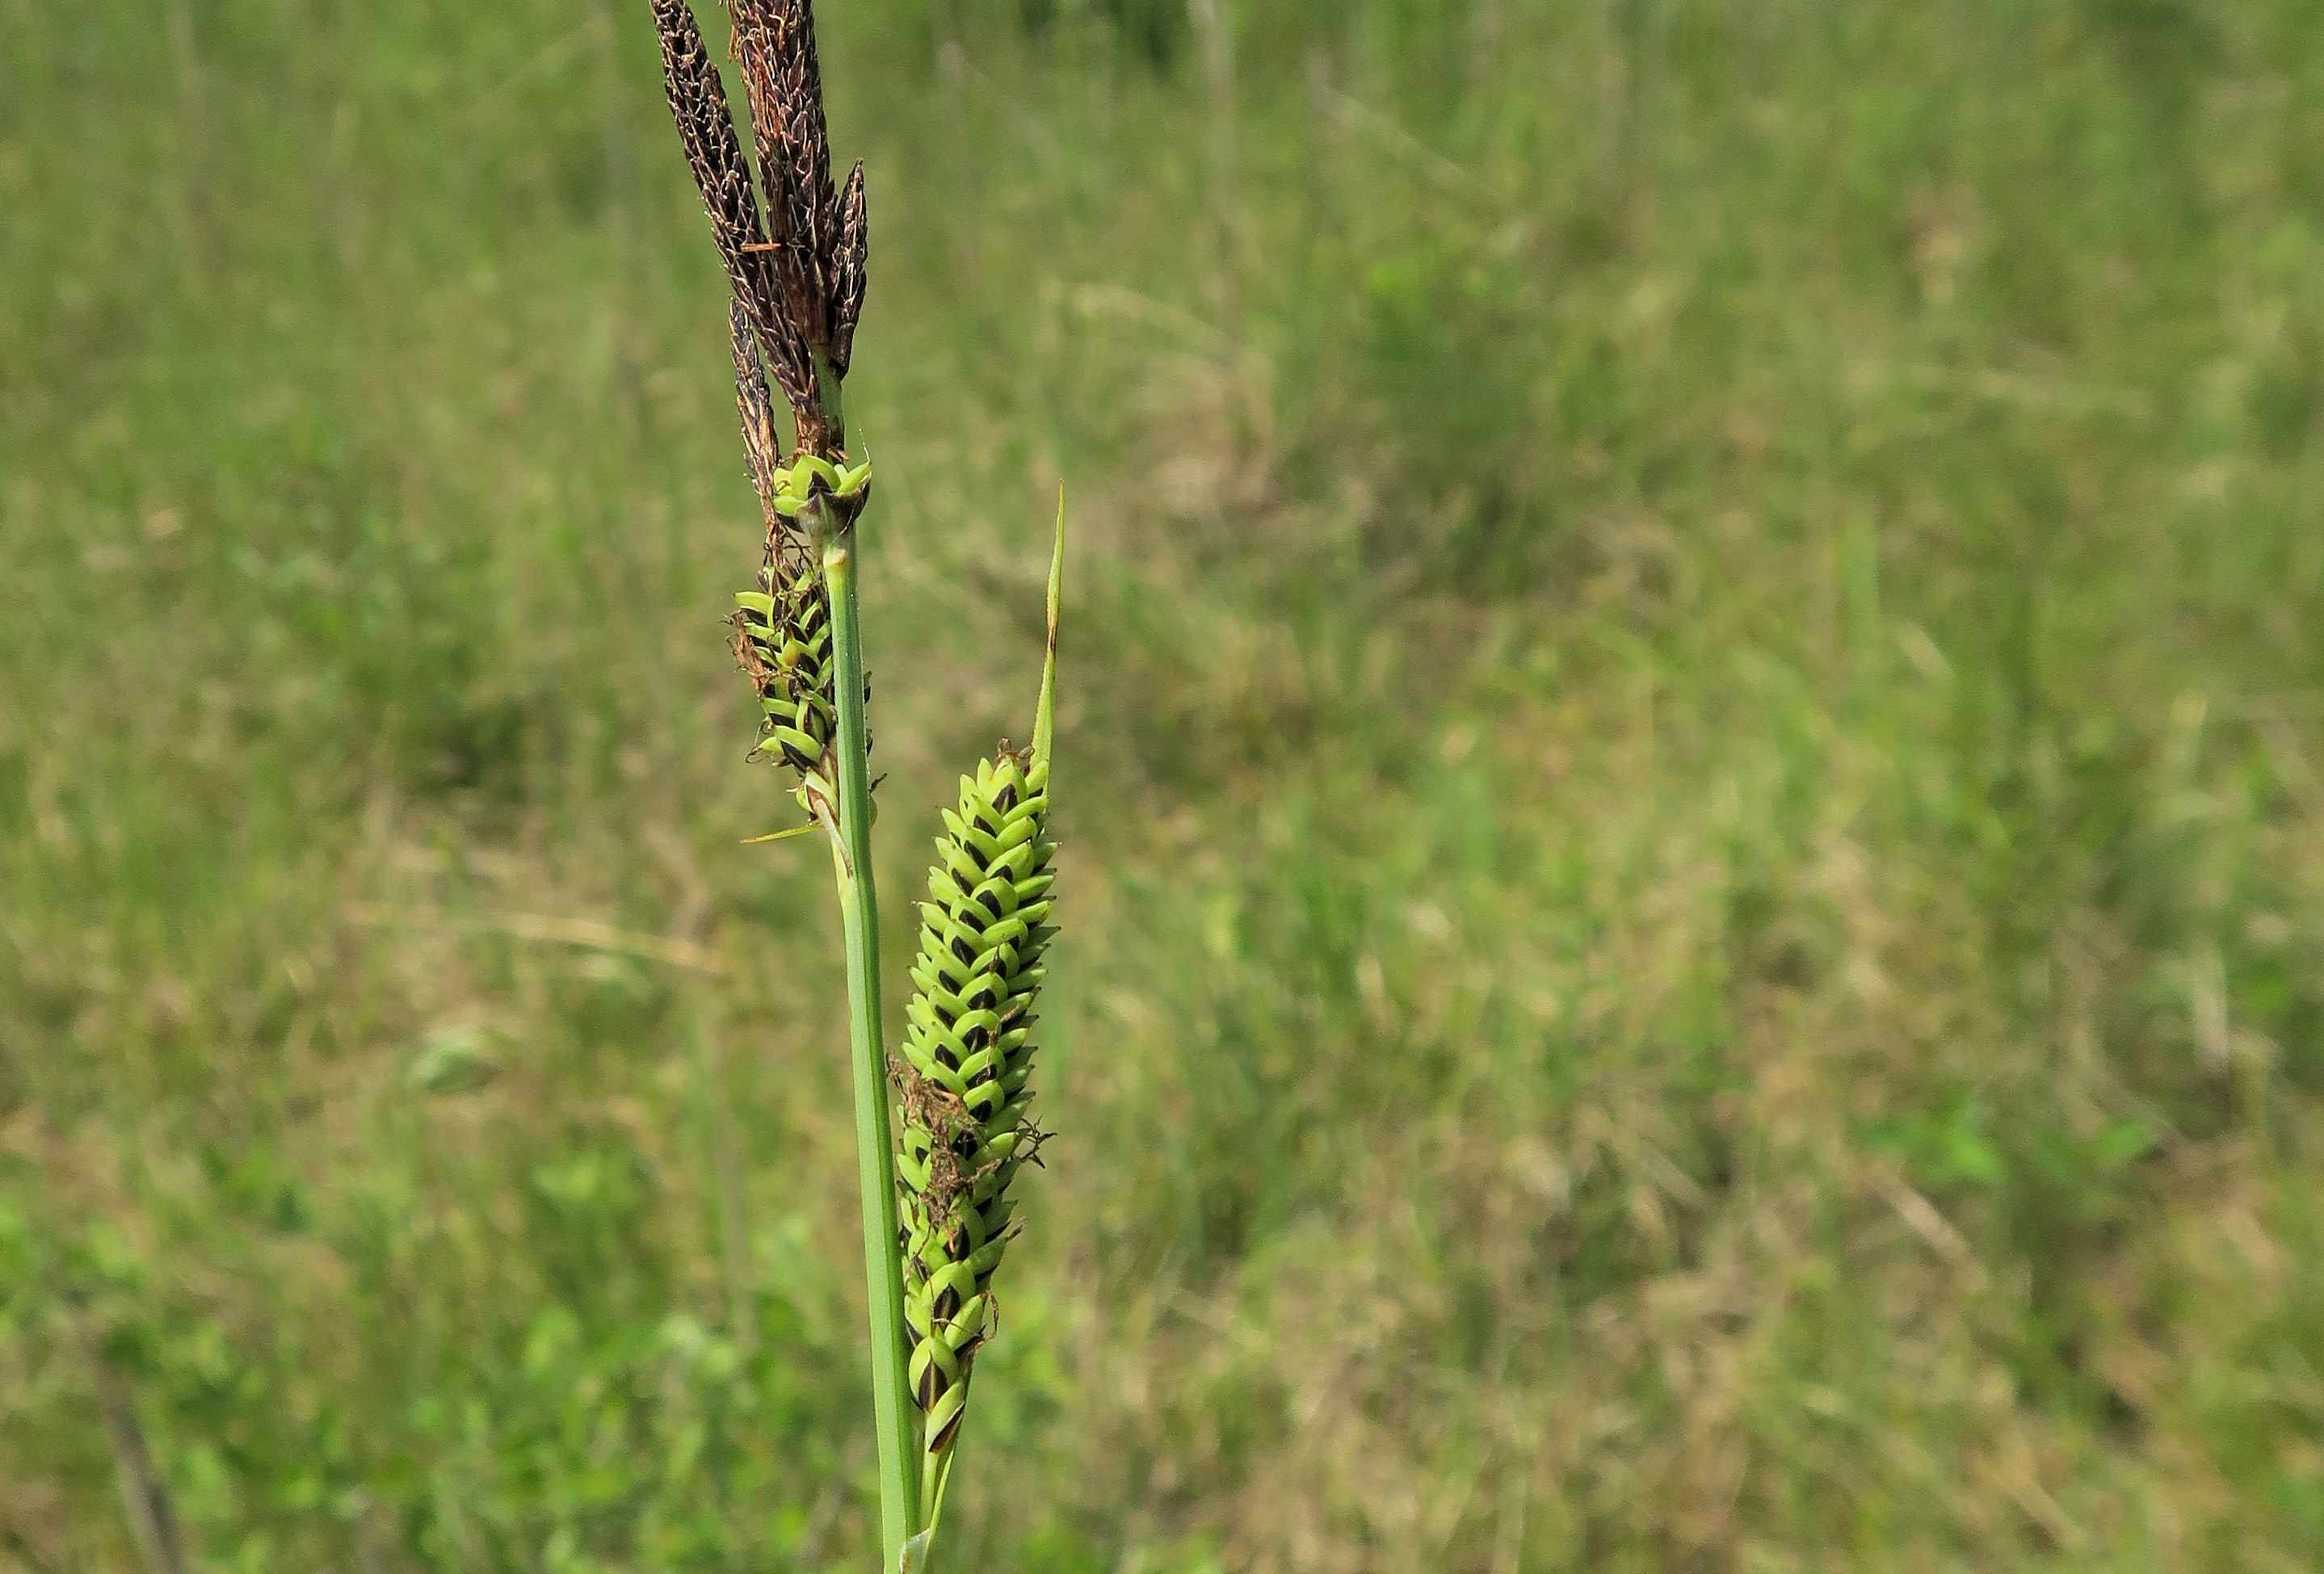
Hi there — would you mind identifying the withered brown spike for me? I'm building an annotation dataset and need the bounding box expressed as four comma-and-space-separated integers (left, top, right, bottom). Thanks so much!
832, 159, 868, 375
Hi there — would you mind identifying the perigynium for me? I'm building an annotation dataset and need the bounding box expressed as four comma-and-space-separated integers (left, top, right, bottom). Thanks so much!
647, 3, 1063, 1568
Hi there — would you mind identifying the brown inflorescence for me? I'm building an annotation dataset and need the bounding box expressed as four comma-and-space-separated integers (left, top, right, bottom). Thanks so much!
653, 0, 868, 459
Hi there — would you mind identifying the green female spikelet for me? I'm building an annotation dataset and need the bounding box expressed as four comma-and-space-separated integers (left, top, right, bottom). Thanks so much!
893, 499, 1065, 1523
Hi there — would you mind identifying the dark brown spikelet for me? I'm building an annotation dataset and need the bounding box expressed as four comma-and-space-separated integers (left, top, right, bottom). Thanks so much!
731, 0, 839, 289
651, 2, 782, 353
659, 0, 868, 459
725, 0, 850, 443
833, 159, 869, 376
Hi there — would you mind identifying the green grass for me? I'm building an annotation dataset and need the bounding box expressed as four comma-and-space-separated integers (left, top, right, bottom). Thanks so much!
5, 0, 2324, 1568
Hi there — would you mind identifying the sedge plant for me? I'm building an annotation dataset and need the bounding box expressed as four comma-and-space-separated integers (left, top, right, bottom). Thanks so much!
649, 4, 1065, 1568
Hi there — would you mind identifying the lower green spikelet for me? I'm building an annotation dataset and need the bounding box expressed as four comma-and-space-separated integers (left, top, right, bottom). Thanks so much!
725, 292, 876, 841
893, 493, 1065, 1528
733, 573, 844, 819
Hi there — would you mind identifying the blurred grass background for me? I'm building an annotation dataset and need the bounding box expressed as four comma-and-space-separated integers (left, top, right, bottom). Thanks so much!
5, 1, 2324, 1568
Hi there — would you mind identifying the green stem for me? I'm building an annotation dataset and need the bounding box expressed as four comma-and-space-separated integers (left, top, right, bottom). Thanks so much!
821, 510, 922, 1571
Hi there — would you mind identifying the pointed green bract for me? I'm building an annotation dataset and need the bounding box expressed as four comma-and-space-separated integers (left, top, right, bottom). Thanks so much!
1033, 486, 1063, 771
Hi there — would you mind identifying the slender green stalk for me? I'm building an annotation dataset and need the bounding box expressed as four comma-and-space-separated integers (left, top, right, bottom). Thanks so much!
820, 501, 923, 1570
